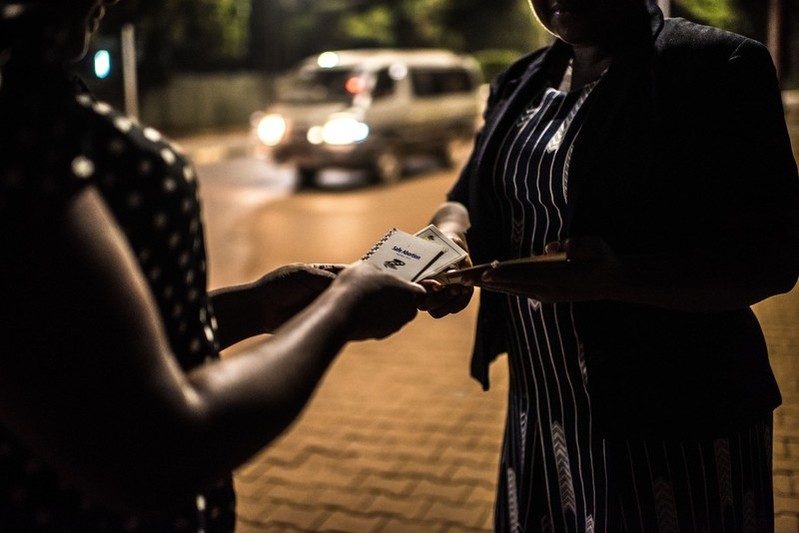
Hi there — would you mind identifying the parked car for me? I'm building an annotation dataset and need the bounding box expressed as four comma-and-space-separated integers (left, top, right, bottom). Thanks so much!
250, 49, 484, 186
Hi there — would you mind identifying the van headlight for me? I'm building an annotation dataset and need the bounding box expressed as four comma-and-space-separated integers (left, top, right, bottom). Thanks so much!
256, 114, 287, 146
318, 116, 370, 145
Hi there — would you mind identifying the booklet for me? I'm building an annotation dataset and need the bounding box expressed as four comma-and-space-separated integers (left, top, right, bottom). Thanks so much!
362, 228, 445, 282
361, 225, 468, 282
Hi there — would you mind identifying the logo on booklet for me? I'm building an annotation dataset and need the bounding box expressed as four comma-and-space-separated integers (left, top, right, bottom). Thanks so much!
383, 258, 406, 270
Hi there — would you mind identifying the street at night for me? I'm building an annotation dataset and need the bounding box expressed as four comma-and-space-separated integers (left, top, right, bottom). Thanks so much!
3, 1, 798, 531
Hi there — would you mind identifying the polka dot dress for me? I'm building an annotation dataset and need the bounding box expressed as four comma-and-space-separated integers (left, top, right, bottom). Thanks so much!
0, 72, 235, 531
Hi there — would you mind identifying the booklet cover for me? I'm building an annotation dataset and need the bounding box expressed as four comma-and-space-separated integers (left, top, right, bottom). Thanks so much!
413, 224, 469, 280
362, 228, 446, 282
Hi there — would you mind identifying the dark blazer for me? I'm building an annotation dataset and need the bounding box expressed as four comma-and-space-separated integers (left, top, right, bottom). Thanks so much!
448, 9, 799, 439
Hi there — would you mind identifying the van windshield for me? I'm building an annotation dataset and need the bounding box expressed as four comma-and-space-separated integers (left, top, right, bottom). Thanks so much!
277, 68, 359, 104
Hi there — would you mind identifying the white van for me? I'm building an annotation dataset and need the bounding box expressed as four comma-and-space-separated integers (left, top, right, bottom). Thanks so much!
251, 49, 483, 186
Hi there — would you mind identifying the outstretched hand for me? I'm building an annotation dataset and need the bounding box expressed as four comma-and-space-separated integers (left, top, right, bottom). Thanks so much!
332, 261, 426, 341
255, 263, 343, 332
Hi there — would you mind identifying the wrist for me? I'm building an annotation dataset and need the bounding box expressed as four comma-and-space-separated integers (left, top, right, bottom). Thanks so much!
250, 280, 279, 334
313, 284, 359, 341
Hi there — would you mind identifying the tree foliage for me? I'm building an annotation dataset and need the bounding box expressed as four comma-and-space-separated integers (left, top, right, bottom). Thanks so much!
673, 0, 768, 39
673, 0, 742, 29
101, 0, 251, 76
94, 0, 773, 83
253, 0, 546, 74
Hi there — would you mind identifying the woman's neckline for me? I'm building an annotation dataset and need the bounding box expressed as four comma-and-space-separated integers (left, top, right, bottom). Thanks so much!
552, 59, 608, 94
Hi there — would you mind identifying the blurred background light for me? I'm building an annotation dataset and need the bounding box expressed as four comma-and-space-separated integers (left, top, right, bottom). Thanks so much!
94, 49, 112, 79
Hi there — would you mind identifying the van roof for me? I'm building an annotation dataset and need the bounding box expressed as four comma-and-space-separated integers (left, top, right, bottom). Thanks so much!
299, 49, 480, 71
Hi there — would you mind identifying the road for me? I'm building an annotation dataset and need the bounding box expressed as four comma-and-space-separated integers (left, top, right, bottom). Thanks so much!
194, 156, 799, 532
197, 157, 456, 288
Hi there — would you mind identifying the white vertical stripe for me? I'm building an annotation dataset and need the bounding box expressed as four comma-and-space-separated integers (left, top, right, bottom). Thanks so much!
627, 441, 646, 531
600, 440, 609, 533
552, 304, 593, 523
520, 300, 559, 524
526, 93, 570, 256
507, 467, 521, 533
552, 420, 577, 515
492, 81, 603, 531
505, 297, 555, 524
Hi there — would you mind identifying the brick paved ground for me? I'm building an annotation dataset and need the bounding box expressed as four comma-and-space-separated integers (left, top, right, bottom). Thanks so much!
203, 173, 510, 533
207, 184, 799, 533
757, 290, 799, 532
758, 93, 799, 533
231, 303, 504, 533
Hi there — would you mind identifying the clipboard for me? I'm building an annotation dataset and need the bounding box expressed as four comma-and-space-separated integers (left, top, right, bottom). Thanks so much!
430, 252, 569, 285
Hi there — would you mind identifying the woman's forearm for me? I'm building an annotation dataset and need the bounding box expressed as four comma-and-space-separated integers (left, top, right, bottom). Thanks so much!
186, 285, 352, 456
209, 281, 268, 349
611, 218, 799, 311
210, 264, 339, 349
613, 250, 798, 312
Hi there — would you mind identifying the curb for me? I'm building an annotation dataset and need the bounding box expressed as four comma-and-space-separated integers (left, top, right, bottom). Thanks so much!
173, 129, 252, 167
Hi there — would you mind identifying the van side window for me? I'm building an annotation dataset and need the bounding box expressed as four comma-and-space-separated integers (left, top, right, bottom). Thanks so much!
410, 68, 474, 97
372, 68, 395, 100
281, 68, 355, 103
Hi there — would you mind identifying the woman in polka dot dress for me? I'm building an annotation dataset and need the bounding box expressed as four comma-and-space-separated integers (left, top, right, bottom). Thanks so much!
0, 2, 424, 531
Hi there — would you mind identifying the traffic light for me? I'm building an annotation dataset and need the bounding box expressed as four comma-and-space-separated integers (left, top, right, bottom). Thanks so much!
94, 49, 111, 79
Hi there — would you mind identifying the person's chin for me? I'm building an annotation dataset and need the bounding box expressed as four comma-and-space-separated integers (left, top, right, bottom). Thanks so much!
554, 24, 598, 47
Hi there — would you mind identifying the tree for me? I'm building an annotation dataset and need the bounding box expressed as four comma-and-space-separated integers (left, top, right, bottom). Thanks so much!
673, 0, 742, 30
249, 0, 546, 77
96, 0, 251, 84
673, 0, 796, 85
672, 0, 768, 38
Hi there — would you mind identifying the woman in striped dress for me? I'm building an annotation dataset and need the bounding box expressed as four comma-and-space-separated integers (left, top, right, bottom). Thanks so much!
420, 0, 799, 531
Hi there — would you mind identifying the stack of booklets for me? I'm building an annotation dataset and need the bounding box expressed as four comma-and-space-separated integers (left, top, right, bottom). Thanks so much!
361, 224, 468, 282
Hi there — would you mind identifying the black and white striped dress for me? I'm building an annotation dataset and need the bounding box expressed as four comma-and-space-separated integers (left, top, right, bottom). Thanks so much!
490, 79, 775, 532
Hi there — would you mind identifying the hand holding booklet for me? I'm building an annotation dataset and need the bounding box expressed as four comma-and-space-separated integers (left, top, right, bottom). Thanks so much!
362, 225, 569, 285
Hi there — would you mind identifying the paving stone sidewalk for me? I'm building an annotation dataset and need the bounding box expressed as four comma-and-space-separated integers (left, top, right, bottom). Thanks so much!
756, 289, 799, 533
231, 301, 506, 533
227, 288, 799, 533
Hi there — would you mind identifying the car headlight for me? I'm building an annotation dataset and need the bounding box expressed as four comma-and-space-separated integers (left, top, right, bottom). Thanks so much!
256, 114, 287, 146
319, 116, 370, 145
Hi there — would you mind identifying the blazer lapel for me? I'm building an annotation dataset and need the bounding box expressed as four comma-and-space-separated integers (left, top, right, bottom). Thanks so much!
472, 44, 568, 181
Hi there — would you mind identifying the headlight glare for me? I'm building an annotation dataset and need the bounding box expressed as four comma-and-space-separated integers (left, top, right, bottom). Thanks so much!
321, 117, 370, 145
257, 114, 287, 146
